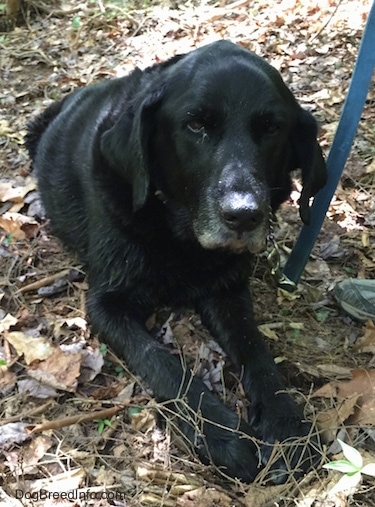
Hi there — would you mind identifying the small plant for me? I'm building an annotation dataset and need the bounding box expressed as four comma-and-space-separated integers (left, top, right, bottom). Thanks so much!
114, 365, 124, 377
315, 308, 330, 323
71, 16, 81, 30
2, 234, 14, 247
100, 343, 108, 356
94, 418, 112, 435
128, 407, 142, 418
323, 438, 375, 494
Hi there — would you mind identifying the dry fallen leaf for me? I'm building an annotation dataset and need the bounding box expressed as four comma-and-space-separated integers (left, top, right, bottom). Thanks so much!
0, 313, 18, 333
0, 212, 39, 240
17, 378, 58, 398
259, 323, 280, 341
0, 120, 12, 136
28, 347, 82, 392
354, 320, 375, 354
0, 369, 17, 394
314, 369, 375, 426
5, 435, 52, 474
0, 422, 30, 450
316, 395, 359, 442
0, 180, 36, 204
79, 346, 104, 383
5, 331, 54, 364
130, 409, 157, 433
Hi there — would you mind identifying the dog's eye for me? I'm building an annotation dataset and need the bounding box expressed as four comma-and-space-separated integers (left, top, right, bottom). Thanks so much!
187, 120, 206, 133
264, 119, 280, 135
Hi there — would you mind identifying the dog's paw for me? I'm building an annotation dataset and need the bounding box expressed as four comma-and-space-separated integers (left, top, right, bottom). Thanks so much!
196, 417, 261, 482
259, 419, 320, 484
176, 403, 261, 482
250, 394, 321, 483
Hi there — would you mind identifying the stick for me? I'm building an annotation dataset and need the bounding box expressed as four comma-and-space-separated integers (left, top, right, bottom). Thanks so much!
27, 405, 126, 433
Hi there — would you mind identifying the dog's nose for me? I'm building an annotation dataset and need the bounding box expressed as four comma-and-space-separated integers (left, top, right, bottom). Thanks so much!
220, 194, 264, 232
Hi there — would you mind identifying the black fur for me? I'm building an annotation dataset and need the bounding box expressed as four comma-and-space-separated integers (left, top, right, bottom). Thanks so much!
26, 41, 326, 483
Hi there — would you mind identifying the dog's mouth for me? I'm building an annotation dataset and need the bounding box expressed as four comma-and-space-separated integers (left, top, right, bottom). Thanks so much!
194, 211, 270, 254
229, 223, 269, 253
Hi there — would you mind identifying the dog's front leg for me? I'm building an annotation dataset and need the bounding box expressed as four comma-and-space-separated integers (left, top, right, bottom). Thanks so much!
86, 288, 261, 482
196, 285, 320, 482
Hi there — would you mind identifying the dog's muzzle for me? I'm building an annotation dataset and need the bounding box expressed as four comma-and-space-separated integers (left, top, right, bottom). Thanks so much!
219, 192, 265, 234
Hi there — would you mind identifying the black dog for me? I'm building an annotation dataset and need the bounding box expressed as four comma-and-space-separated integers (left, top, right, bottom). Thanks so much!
26, 40, 326, 483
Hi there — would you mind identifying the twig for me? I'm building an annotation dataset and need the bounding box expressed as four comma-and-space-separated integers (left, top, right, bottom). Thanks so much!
25, 0, 82, 16
223, 0, 252, 9
0, 400, 55, 425
16, 268, 71, 294
308, 0, 345, 44
27, 404, 126, 433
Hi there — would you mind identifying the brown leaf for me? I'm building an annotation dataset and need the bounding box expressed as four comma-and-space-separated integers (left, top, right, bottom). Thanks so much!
28, 347, 82, 392
0, 212, 38, 240
0, 313, 18, 333
314, 369, 375, 426
0, 368, 17, 394
130, 409, 157, 433
0, 180, 36, 204
316, 395, 359, 442
5, 331, 54, 364
18, 378, 58, 398
6, 436, 52, 474
353, 321, 375, 354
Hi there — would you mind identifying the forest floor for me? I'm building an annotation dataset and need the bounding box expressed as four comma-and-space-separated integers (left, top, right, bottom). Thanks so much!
0, 0, 375, 506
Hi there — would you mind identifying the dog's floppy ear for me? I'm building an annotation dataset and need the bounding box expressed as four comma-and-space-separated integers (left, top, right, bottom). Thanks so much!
290, 108, 327, 224
100, 88, 164, 211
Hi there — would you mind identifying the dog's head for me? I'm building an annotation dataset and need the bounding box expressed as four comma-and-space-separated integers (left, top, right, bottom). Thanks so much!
101, 41, 327, 253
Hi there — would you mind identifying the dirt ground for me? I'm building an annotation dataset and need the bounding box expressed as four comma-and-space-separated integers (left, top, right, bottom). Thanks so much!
1, 0, 375, 506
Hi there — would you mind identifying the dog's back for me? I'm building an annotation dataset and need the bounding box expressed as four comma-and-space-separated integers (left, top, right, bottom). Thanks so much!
26, 99, 65, 160
26, 77, 136, 258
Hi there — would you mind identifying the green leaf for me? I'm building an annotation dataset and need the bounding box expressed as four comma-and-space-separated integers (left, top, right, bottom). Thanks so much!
114, 365, 124, 377
316, 309, 330, 323
3, 234, 14, 247
361, 463, 375, 477
330, 471, 361, 495
337, 439, 363, 469
128, 407, 142, 417
343, 266, 355, 274
323, 460, 359, 474
94, 418, 111, 434
71, 16, 81, 30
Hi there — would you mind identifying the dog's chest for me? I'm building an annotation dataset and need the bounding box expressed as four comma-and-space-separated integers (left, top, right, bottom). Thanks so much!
137, 232, 252, 306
